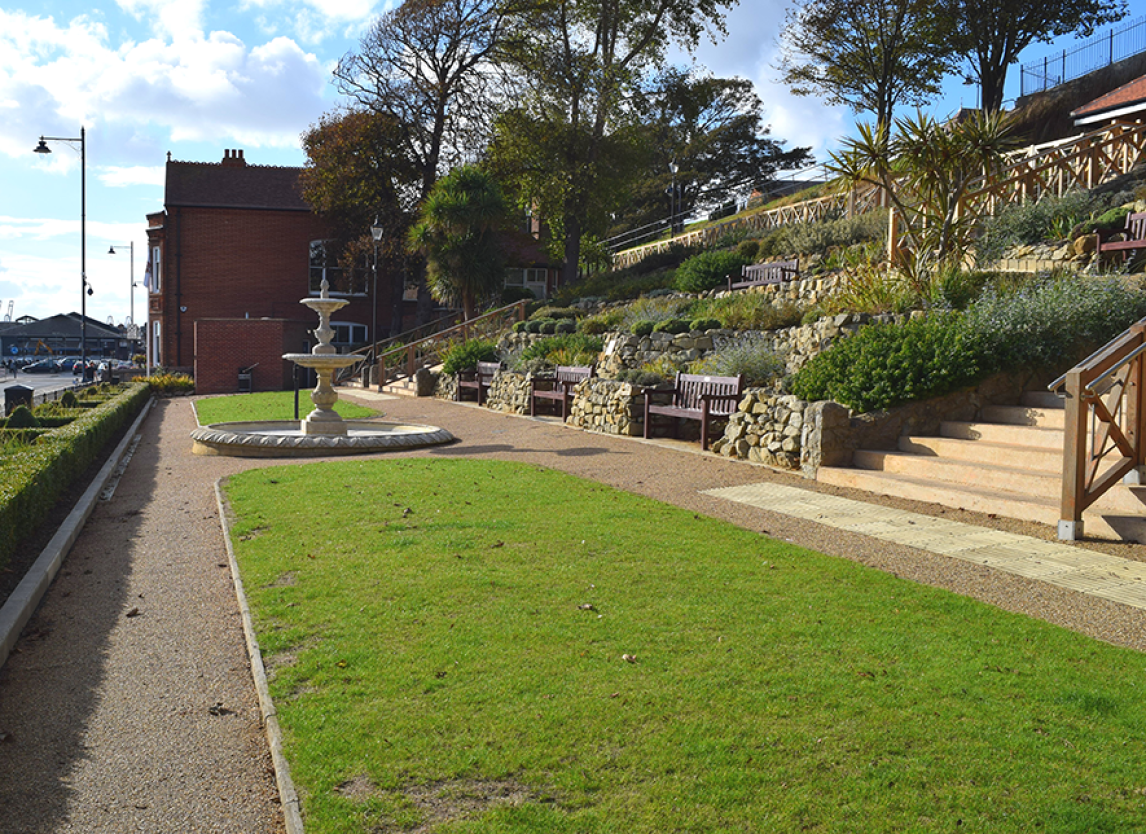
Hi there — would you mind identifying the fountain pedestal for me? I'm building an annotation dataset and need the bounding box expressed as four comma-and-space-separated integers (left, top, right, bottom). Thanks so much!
284, 281, 361, 436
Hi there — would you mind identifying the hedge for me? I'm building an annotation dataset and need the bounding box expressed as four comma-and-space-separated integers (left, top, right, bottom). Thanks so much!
0, 382, 150, 572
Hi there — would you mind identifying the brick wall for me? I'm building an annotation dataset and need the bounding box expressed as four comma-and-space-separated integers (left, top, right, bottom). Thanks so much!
194, 318, 312, 395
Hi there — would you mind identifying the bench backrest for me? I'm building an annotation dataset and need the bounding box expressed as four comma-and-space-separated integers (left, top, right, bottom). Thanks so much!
554, 365, 595, 387
1126, 212, 1146, 240
742, 259, 799, 285
476, 360, 503, 380
672, 372, 744, 414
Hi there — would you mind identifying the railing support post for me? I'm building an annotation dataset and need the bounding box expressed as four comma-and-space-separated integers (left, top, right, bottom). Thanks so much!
1059, 368, 1087, 540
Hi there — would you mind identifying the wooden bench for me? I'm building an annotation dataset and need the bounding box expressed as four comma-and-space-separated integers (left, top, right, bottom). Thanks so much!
530, 364, 595, 420
643, 372, 744, 451
728, 259, 799, 292
456, 360, 503, 405
1097, 212, 1146, 262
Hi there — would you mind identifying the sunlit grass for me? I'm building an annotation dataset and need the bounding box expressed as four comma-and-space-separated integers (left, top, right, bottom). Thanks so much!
195, 390, 378, 425
225, 458, 1146, 834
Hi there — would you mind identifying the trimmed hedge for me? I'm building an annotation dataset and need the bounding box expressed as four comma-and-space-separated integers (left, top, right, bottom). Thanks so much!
0, 382, 150, 571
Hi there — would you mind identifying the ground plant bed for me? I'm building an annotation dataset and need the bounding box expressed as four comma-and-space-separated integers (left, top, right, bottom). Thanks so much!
224, 458, 1146, 834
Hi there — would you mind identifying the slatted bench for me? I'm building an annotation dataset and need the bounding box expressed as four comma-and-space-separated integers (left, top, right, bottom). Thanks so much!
530, 364, 595, 420
728, 259, 799, 292
643, 372, 744, 451
1097, 211, 1146, 263
456, 360, 503, 405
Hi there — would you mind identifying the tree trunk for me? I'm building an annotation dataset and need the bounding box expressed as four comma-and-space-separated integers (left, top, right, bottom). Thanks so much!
561, 214, 582, 290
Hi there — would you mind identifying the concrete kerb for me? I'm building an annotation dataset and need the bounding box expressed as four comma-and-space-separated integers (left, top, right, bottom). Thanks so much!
214, 480, 305, 834
0, 396, 154, 672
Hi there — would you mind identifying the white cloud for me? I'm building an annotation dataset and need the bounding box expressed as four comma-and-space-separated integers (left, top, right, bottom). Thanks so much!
0, 9, 329, 159
115, 0, 208, 41
97, 165, 165, 187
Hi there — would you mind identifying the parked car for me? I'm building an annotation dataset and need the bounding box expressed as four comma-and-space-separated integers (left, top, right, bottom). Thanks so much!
21, 360, 59, 373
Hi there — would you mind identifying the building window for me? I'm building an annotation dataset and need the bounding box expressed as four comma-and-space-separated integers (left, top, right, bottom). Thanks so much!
153, 320, 162, 366
505, 267, 548, 299
331, 322, 367, 348
149, 246, 162, 293
309, 241, 367, 296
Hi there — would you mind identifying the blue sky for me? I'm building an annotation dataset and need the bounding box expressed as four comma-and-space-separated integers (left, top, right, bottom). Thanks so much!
1, 0, 1141, 325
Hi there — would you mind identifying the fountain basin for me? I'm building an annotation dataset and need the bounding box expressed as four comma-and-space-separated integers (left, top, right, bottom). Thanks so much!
191, 420, 454, 457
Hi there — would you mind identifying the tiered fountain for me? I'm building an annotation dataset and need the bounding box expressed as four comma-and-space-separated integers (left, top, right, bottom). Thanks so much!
191, 280, 453, 457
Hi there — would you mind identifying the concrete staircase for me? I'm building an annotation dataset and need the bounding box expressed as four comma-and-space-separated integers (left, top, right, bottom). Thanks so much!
817, 390, 1146, 542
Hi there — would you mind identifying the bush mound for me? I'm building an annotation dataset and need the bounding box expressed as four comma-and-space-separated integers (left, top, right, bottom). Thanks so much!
673, 251, 749, 294
441, 339, 498, 375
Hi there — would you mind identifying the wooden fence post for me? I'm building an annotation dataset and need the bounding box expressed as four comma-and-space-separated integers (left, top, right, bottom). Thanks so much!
1060, 368, 1087, 540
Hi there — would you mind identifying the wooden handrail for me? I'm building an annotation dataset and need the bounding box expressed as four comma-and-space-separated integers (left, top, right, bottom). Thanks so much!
1056, 315, 1146, 540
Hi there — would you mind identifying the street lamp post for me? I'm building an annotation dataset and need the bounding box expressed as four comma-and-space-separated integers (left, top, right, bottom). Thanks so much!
371, 217, 384, 390
34, 128, 89, 374
108, 242, 135, 327
669, 161, 679, 236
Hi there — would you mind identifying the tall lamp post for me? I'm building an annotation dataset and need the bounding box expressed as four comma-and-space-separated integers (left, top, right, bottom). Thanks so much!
668, 161, 679, 236
371, 217, 384, 390
107, 242, 136, 326
34, 128, 89, 374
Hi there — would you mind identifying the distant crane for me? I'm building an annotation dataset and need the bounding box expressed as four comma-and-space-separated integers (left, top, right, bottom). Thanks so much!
3, 301, 11, 322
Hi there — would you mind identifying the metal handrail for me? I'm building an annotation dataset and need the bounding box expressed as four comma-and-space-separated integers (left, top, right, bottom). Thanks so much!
348, 300, 527, 390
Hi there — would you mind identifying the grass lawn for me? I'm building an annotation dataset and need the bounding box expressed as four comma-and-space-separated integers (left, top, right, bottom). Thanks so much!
195, 390, 378, 425
224, 458, 1146, 834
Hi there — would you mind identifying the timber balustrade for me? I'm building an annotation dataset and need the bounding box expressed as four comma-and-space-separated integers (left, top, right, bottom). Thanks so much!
613, 119, 1146, 271
1050, 316, 1146, 541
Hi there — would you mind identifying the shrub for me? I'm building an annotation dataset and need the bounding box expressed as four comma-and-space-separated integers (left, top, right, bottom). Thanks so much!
790, 314, 981, 412
441, 339, 498, 375
579, 309, 625, 335
736, 239, 761, 261
631, 320, 655, 337
964, 273, 1146, 371
60, 390, 78, 408
142, 373, 195, 394
782, 209, 888, 258
976, 190, 1100, 264
500, 286, 536, 305
538, 319, 557, 334
7, 405, 39, 429
526, 319, 547, 334
652, 319, 691, 335
690, 318, 722, 332
517, 334, 604, 368
690, 295, 804, 331
674, 251, 750, 294
554, 319, 577, 335
1077, 206, 1132, 236
690, 335, 784, 386
530, 305, 582, 321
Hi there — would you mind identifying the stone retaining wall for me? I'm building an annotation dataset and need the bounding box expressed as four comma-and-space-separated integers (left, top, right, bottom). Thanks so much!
566, 378, 648, 436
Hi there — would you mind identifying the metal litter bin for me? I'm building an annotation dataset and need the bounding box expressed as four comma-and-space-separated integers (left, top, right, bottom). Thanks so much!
5, 384, 33, 415
238, 364, 257, 393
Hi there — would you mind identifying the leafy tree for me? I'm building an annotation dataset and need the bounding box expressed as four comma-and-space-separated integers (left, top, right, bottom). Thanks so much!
947, 0, 1128, 113
778, 0, 953, 129
334, 0, 517, 321
407, 165, 509, 320
613, 67, 813, 237
493, 0, 738, 287
299, 109, 419, 336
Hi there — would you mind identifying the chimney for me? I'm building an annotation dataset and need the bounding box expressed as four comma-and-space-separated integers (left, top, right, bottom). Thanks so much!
221, 149, 248, 167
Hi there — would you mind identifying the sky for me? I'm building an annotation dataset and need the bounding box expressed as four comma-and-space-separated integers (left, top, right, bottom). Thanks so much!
1, 0, 1142, 326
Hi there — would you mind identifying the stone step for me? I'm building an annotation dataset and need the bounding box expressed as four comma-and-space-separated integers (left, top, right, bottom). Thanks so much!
940, 420, 1063, 448
852, 449, 1059, 495
1021, 390, 1066, 410
898, 435, 1063, 471
980, 404, 1065, 430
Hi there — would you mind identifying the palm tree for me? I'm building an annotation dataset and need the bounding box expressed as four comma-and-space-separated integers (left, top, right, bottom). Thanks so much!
407, 165, 508, 321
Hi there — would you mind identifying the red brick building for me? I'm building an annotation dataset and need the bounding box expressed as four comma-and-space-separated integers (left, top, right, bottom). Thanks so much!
145, 149, 396, 393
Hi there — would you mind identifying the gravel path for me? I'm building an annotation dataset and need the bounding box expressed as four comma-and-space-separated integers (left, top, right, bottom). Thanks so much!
2, 390, 1145, 833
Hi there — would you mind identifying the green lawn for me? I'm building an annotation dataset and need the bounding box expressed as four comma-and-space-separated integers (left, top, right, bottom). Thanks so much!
224, 459, 1146, 834
195, 390, 377, 425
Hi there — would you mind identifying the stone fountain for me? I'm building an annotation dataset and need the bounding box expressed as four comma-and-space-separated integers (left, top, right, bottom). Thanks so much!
190, 279, 453, 457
